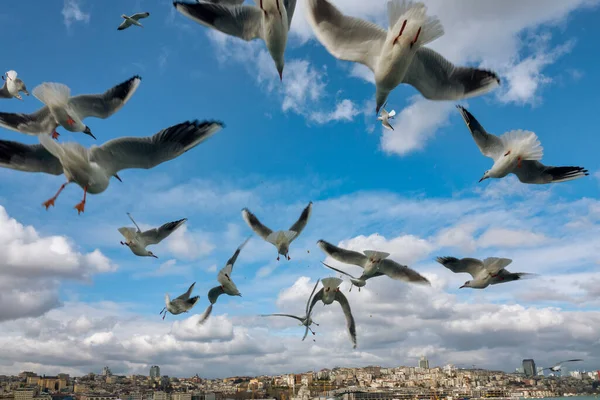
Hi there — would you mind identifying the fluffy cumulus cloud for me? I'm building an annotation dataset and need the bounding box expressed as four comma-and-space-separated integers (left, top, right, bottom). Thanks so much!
0, 178, 599, 377
62, 0, 90, 28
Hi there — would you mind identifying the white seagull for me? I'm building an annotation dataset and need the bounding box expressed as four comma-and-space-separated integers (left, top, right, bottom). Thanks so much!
198, 237, 250, 325
544, 359, 584, 373
378, 105, 396, 131
457, 105, 589, 184
306, 277, 357, 349
317, 239, 430, 285
260, 278, 321, 340
436, 256, 535, 289
173, 0, 298, 81
117, 12, 151, 30
0, 75, 142, 140
305, 0, 500, 113
321, 261, 382, 292
242, 201, 312, 261
159, 282, 200, 320
118, 213, 187, 258
0, 119, 224, 214
0, 70, 29, 100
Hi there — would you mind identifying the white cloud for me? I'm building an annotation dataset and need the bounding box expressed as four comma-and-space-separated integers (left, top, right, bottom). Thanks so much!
62, 0, 90, 28
309, 99, 360, 124
478, 228, 549, 248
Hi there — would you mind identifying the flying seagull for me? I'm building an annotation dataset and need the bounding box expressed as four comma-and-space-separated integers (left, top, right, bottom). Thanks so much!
260, 278, 321, 340
242, 201, 312, 261
0, 70, 29, 100
321, 261, 383, 292
317, 239, 430, 285
457, 105, 589, 184
544, 359, 584, 372
0, 75, 142, 140
118, 213, 187, 258
306, 277, 357, 349
118, 12, 150, 30
0, 119, 224, 214
201, 0, 245, 4
173, 0, 298, 81
436, 256, 535, 289
159, 282, 200, 320
198, 237, 251, 325
305, 0, 500, 113
378, 105, 396, 131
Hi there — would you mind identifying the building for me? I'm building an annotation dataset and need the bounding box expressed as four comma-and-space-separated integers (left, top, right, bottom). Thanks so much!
14, 389, 35, 400
536, 367, 545, 376
102, 367, 112, 377
150, 366, 161, 380
522, 359, 536, 377
418, 356, 429, 369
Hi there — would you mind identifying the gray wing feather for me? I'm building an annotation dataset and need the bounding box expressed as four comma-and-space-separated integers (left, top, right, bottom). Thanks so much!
69, 75, 142, 120
306, 278, 321, 316
140, 218, 187, 245
288, 201, 312, 240
224, 236, 251, 273
334, 290, 357, 349
260, 313, 304, 322
89, 119, 224, 175
131, 12, 150, 20
202, 0, 245, 4
241, 208, 273, 240
306, 288, 324, 319
456, 105, 504, 160
207, 286, 225, 304
321, 262, 358, 280
317, 239, 368, 267
513, 161, 589, 184
175, 281, 196, 301
117, 20, 131, 30
378, 259, 430, 285
436, 256, 484, 279
0, 139, 63, 175
0, 107, 57, 135
284, 0, 297, 28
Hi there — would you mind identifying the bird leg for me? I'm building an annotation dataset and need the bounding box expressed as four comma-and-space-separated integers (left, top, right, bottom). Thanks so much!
410, 26, 422, 48
42, 182, 70, 210
120, 241, 131, 247
287, 254, 291, 260
504, 150, 511, 156
162, 312, 166, 320
393, 20, 407, 45
51, 130, 60, 140
517, 156, 522, 168
277, 255, 280, 261
74, 186, 88, 215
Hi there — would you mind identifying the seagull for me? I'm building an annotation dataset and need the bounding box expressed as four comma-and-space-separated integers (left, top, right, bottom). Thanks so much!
305, 0, 500, 113
317, 239, 430, 285
159, 282, 200, 320
0, 119, 224, 214
0, 75, 142, 140
242, 201, 312, 261
378, 105, 396, 131
306, 277, 357, 349
173, 0, 298, 81
260, 278, 321, 340
436, 256, 535, 289
197, 237, 250, 325
201, 0, 245, 4
0, 70, 29, 100
118, 213, 187, 258
321, 261, 383, 292
544, 359, 584, 372
457, 105, 589, 184
118, 12, 150, 30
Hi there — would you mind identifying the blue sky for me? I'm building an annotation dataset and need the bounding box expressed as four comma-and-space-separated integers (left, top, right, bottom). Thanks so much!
0, 0, 599, 379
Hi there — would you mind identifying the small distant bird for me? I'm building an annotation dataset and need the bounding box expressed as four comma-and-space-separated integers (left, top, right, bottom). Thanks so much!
0, 119, 224, 214
378, 105, 396, 131
321, 261, 382, 292
305, 0, 500, 113
0, 75, 142, 140
306, 277, 357, 349
159, 282, 200, 320
117, 12, 150, 30
118, 213, 187, 258
317, 239, 430, 285
198, 237, 250, 325
173, 0, 298, 81
436, 256, 535, 289
242, 201, 312, 261
0, 70, 29, 100
457, 105, 589, 184
260, 278, 321, 340
544, 359, 584, 372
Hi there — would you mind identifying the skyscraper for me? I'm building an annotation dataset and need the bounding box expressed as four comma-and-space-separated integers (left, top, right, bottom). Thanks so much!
150, 366, 160, 379
419, 356, 430, 369
523, 359, 536, 377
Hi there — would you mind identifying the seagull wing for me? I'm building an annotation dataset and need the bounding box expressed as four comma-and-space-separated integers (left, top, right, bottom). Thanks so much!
377, 259, 430, 285
241, 208, 273, 240
317, 239, 368, 268
306, 278, 321, 317
436, 256, 485, 279
334, 290, 357, 349
130, 12, 150, 21
321, 262, 358, 280
117, 20, 131, 30
288, 201, 312, 242
513, 161, 589, 184
403, 47, 500, 101
175, 282, 196, 301
173, 2, 264, 41
223, 236, 251, 274
0, 107, 57, 135
260, 313, 304, 323
482, 257, 512, 275
69, 75, 142, 120
284, 0, 297, 28
305, 0, 386, 72
140, 218, 187, 245
306, 288, 324, 320
456, 105, 505, 160
207, 285, 225, 305
117, 227, 138, 242
89, 119, 223, 176
0, 139, 63, 175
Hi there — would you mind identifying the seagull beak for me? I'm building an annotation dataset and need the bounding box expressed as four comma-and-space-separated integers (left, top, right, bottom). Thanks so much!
459, 284, 466, 289
278, 70, 283, 81
478, 176, 486, 183
113, 174, 123, 182
83, 126, 96, 140
152, 254, 158, 259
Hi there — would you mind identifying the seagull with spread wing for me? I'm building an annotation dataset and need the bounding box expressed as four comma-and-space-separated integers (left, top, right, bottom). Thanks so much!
118, 213, 187, 258
321, 261, 382, 292
0, 119, 224, 214
457, 105, 589, 184
0, 70, 29, 100
260, 278, 321, 340
305, 0, 500, 114
242, 201, 312, 261
0, 75, 142, 140
198, 237, 250, 325
378, 104, 396, 131
317, 239, 430, 285
436, 256, 535, 289
118, 12, 150, 30
173, 0, 298, 81
159, 282, 200, 320
544, 359, 584, 372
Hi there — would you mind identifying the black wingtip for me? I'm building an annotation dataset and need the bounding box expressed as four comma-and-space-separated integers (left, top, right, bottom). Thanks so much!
435, 256, 457, 265
189, 119, 225, 129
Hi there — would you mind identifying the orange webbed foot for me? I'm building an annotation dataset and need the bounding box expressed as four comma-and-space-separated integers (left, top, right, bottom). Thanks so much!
42, 198, 56, 210
74, 201, 86, 215
51, 131, 60, 140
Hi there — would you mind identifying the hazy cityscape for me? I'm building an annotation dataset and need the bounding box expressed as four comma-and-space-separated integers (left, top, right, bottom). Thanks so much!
2, 358, 599, 400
